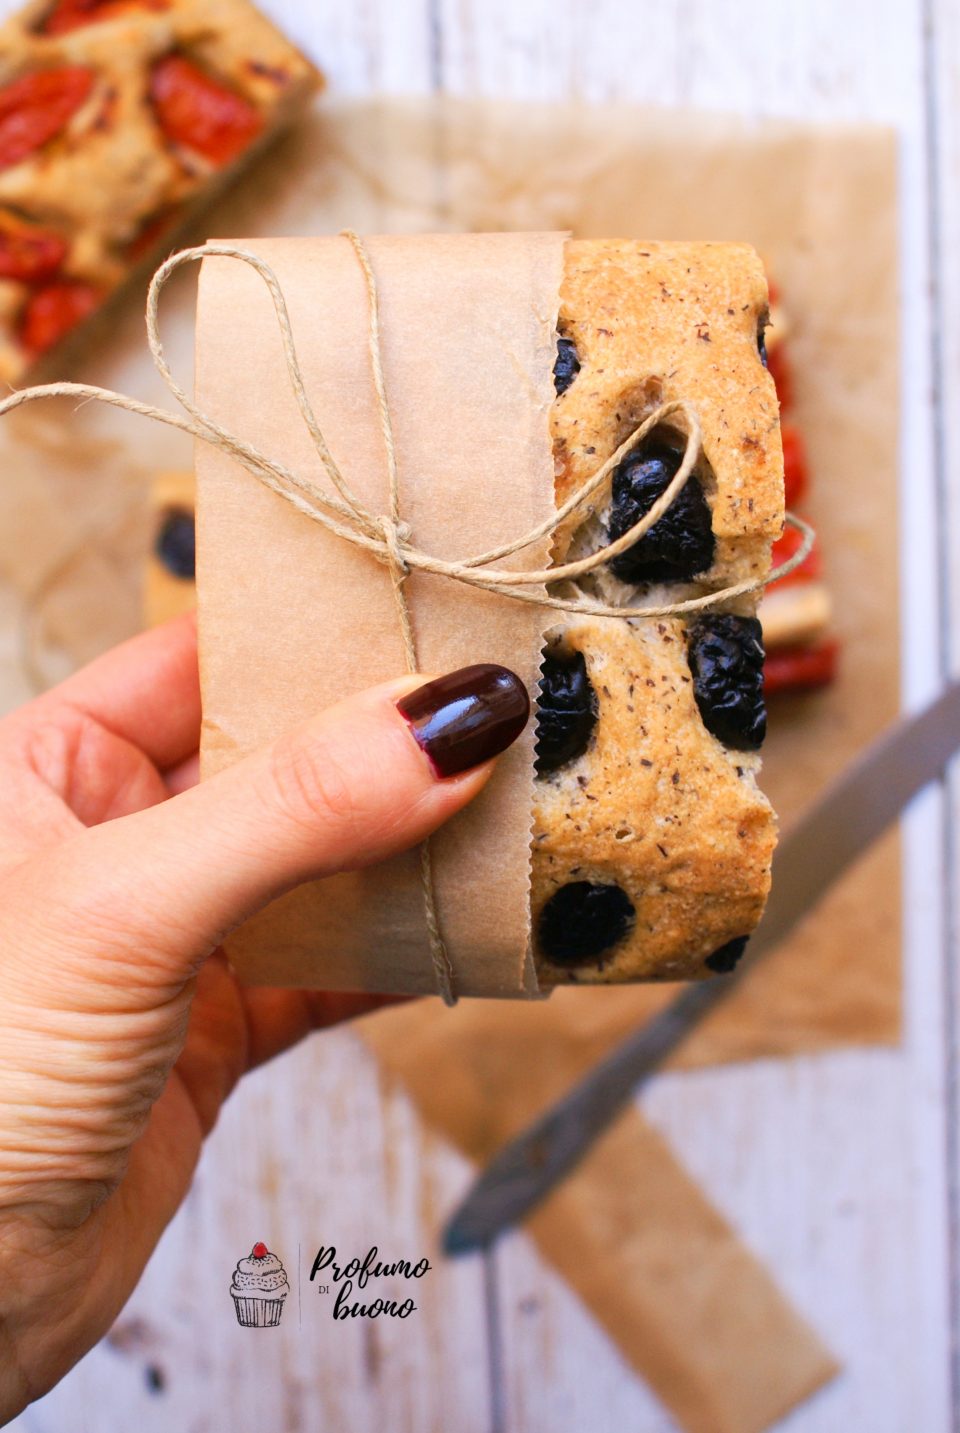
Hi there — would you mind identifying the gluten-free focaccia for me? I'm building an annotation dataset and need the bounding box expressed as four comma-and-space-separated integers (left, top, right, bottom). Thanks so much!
0, 0, 320, 383
147, 239, 784, 988
531, 240, 782, 985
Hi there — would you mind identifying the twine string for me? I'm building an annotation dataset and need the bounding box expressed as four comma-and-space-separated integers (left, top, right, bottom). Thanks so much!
0, 242, 815, 615
0, 237, 814, 1008
345, 231, 457, 1006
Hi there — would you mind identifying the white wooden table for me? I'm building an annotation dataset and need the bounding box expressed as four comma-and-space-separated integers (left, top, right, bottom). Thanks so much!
10, 3, 960, 1430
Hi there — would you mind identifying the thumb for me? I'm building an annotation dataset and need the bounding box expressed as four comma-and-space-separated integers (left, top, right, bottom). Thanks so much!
30, 663, 530, 982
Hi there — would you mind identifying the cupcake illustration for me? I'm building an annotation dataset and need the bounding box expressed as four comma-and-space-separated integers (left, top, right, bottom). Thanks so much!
230, 1242, 290, 1328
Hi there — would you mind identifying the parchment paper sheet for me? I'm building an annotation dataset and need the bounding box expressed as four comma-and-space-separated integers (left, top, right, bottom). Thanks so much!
187, 98, 900, 1049
528, 1112, 839, 1433
8, 97, 897, 1433
195, 231, 564, 997
313, 99, 901, 1056
17, 98, 900, 1041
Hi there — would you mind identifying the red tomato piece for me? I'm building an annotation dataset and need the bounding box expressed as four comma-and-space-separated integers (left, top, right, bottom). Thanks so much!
771, 520, 821, 586
766, 343, 793, 410
125, 205, 180, 261
0, 67, 94, 171
764, 640, 839, 695
19, 279, 101, 356
780, 422, 809, 508
149, 54, 262, 167
0, 214, 67, 281
39, 0, 168, 35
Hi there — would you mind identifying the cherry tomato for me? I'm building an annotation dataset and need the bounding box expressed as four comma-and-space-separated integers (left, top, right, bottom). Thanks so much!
0, 213, 67, 281
0, 67, 94, 171
770, 520, 821, 586
781, 421, 809, 508
39, 0, 168, 35
764, 640, 839, 695
125, 205, 179, 261
766, 343, 793, 411
19, 279, 101, 356
149, 54, 262, 166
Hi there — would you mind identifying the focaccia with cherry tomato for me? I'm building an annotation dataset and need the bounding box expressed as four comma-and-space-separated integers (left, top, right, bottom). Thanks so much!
758, 277, 839, 694
0, 0, 321, 382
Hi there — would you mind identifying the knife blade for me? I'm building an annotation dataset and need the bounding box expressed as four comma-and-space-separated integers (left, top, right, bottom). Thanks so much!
444, 679, 960, 1254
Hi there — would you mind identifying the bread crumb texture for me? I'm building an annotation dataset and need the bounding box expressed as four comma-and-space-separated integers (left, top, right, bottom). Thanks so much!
532, 240, 782, 985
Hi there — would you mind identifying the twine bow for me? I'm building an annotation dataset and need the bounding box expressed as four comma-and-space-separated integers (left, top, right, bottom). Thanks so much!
0, 234, 813, 1007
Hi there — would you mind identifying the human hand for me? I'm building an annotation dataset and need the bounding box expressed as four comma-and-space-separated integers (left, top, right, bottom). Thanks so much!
0, 613, 528, 1417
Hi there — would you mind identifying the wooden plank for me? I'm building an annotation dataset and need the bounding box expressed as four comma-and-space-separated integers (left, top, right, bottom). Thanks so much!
927, 0, 960, 675
257, 0, 435, 96
922, 0, 960, 1424
435, 0, 923, 115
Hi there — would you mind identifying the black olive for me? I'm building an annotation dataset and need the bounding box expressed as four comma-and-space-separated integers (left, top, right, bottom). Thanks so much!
534, 647, 598, 775
687, 614, 766, 750
553, 336, 580, 395
705, 935, 749, 973
538, 880, 635, 965
606, 441, 715, 584
757, 319, 768, 368
155, 507, 196, 580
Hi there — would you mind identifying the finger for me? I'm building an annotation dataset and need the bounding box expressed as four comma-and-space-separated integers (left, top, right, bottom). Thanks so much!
14, 613, 200, 772
0, 715, 172, 870
173, 955, 407, 1138
31, 663, 530, 990
164, 751, 199, 796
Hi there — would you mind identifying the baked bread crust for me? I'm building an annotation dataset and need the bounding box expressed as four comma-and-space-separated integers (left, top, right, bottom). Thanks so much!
552, 239, 782, 581
531, 240, 782, 984
0, 0, 320, 382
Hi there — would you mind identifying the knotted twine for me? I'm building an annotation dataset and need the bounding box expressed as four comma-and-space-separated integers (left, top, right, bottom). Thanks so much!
0, 235, 813, 1006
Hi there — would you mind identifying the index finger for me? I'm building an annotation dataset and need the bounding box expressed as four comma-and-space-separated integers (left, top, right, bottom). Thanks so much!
24, 612, 201, 771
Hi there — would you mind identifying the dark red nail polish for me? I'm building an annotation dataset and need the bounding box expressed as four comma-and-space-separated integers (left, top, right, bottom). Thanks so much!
396, 663, 531, 778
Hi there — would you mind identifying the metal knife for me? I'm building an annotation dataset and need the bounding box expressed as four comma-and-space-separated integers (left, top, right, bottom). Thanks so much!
444, 679, 960, 1254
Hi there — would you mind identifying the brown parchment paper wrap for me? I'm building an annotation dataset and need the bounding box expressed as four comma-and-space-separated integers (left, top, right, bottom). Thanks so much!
195, 231, 565, 997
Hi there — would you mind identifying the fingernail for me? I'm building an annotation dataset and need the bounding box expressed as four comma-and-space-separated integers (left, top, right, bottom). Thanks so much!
396, 663, 531, 778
